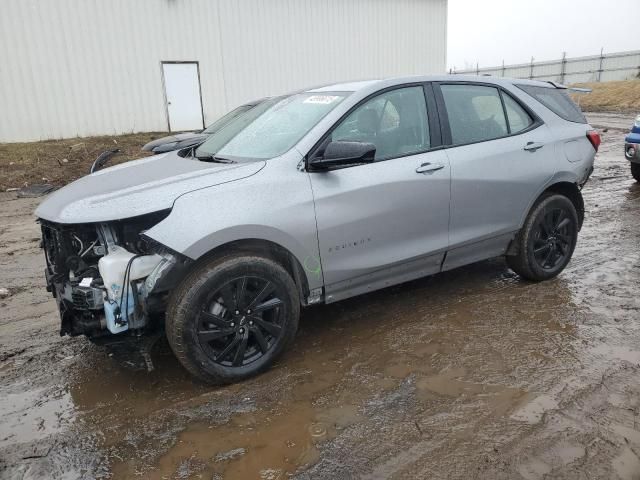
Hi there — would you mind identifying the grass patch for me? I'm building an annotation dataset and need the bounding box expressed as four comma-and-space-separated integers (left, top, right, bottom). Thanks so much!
571, 80, 640, 113
0, 132, 164, 190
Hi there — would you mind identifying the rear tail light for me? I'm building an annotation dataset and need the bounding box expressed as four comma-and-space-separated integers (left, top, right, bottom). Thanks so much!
587, 130, 601, 152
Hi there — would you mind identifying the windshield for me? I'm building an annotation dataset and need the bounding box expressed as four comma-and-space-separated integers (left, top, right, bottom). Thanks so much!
194, 99, 280, 158
202, 104, 254, 134
195, 92, 349, 160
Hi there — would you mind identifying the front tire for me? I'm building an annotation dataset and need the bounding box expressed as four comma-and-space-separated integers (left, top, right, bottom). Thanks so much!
166, 254, 300, 384
631, 163, 640, 182
507, 194, 579, 282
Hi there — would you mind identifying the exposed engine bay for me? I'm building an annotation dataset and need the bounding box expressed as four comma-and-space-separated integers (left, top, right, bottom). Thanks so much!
40, 211, 189, 342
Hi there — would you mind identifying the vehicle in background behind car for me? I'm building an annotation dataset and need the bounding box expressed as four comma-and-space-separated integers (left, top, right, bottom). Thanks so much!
141, 98, 272, 154
624, 114, 640, 182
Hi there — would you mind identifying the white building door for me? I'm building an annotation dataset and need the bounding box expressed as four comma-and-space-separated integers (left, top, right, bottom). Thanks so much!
162, 62, 204, 132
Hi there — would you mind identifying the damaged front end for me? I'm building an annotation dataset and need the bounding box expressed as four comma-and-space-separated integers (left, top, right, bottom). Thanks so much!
40, 211, 190, 344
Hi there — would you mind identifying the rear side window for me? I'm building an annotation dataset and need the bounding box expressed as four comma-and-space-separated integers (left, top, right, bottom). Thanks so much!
503, 94, 534, 134
441, 84, 508, 145
517, 85, 586, 124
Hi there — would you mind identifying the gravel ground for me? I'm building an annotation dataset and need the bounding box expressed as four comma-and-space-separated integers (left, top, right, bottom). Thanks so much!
0, 113, 639, 480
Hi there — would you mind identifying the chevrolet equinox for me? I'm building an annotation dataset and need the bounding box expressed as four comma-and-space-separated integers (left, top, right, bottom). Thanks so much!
36, 76, 599, 383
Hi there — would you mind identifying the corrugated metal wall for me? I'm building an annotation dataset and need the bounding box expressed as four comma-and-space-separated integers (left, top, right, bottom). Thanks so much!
0, 0, 447, 142
453, 50, 640, 85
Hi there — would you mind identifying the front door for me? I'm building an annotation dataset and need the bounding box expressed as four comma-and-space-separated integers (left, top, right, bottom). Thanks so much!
162, 62, 204, 132
308, 85, 451, 302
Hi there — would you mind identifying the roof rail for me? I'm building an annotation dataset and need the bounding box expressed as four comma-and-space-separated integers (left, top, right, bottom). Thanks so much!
568, 87, 592, 93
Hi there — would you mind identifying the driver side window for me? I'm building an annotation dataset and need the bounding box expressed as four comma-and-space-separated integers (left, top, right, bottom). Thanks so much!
331, 86, 431, 161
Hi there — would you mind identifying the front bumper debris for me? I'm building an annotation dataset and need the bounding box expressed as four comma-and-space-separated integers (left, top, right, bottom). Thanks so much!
40, 220, 185, 341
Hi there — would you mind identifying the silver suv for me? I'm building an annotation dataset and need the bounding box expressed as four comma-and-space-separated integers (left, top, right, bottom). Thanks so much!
36, 76, 599, 383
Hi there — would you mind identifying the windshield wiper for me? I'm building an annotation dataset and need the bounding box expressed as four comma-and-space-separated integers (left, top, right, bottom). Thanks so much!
195, 154, 235, 164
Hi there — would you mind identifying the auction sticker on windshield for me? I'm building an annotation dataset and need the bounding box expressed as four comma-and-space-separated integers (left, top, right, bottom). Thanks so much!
304, 95, 341, 105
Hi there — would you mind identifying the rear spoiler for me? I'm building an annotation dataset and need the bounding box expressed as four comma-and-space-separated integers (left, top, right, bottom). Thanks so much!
547, 81, 592, 93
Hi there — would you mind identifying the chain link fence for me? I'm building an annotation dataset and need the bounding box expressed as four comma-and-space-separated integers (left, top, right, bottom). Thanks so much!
452, 50, 640, 84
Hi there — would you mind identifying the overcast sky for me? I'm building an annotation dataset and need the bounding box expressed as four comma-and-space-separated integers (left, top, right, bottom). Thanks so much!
447, 0, 639, 71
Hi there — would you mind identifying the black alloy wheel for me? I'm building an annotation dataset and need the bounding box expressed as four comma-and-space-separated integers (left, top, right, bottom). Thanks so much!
507, 193, 579, 282
198, 276, 285, 367
166, 254, 299, 384
531, 207, 575, 271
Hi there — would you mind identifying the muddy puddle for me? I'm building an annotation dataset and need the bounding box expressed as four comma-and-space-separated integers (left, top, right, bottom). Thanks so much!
1, 114, 640, 479
0, 386, 74, 448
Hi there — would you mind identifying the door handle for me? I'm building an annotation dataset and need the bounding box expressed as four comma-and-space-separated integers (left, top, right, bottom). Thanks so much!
524, 141, 545, 152
416, 162, 445, 174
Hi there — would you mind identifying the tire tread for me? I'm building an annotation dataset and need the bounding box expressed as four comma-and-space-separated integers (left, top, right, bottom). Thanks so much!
165, 253, 299, 384
507, 193, 578, 282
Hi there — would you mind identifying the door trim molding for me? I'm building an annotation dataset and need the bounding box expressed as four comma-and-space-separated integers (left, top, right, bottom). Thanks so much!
442, 231, 516, 272
324, 251, 445, 303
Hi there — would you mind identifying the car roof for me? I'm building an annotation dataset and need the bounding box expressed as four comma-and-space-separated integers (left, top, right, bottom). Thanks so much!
305, 75, 556, 93
307, 80, 381, 93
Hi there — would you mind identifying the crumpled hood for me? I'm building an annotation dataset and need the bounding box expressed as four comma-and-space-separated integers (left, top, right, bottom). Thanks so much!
35, 151, 265, 224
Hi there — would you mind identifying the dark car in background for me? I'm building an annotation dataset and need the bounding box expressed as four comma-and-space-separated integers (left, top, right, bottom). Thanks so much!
625, 114, 640, 182
142, 98, 274, 154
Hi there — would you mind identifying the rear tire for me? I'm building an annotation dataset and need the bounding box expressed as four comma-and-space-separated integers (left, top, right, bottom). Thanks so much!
631, 163, 640, 183
166, 254, 300, 384
507, 194, 579, 282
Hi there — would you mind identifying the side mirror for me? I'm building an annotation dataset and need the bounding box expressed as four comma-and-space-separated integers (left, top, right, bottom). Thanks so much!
309, 141, 376, 171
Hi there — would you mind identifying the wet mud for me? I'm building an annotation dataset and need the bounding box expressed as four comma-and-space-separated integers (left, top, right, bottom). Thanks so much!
1, 113, 639, 479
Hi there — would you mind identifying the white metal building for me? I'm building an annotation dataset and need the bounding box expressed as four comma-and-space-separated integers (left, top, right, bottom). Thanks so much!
0, 0, 447, 143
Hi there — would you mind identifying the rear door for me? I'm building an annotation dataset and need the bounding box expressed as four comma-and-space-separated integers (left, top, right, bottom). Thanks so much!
308, 84, 451, 302
434, 82, 554, 270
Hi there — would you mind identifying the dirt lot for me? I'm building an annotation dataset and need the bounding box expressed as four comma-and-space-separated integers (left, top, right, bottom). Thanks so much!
0, 133, 158, 191
1, 113, 639, 480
